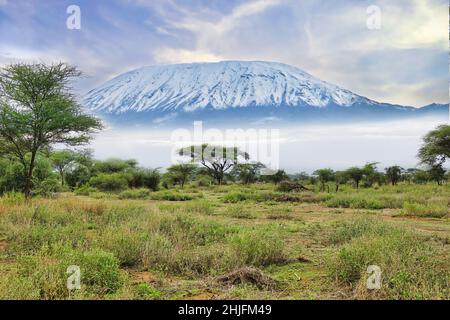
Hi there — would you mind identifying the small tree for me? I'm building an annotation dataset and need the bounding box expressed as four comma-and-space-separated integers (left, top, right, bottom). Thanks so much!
385, 166, 403, 186
362, 162, 381, 187
334, 171, 348, 192
346, 167, 364, 189
232, 162, 265, 184
412, 169, 430, 184
178, 144, 249, 185
428, 164, 446, 186
166, 163, 197, 188
263, 169, 289, 184
0, 62, 102, 197
51, 150, 80, 186
313, 168, 334, 192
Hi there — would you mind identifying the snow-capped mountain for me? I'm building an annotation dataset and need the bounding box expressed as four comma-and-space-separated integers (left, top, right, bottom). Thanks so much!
82, 61, 448, 126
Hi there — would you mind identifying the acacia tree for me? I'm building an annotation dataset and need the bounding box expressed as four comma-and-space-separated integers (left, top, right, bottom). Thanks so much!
263, 169, 289, 184
418, 125, 450, 166
232, 162, 265, 184
178, 144, 249, 185
418, 125, 450, 186
385, 166, 403, 186
346, 167, 364, 189
313, 168, 334, 192
334, 171, 348, 192
50, 149, 80, 186
0, 62, 102, 197
166, 163, 197, 188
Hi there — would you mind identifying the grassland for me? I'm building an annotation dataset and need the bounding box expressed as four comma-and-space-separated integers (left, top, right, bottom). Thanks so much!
0, 183, 449, 300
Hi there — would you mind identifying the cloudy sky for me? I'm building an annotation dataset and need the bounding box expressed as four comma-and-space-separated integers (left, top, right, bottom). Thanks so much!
0, 0, 448, 107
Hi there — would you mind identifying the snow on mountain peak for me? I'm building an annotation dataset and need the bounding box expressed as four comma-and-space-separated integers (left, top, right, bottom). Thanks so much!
82, 61, 366, 114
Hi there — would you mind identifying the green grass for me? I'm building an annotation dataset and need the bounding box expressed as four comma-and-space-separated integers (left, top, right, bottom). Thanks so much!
327, 219, 449, 299
0, 183, 448, 300
149, 190, 195, 201
402, 202, 448, 218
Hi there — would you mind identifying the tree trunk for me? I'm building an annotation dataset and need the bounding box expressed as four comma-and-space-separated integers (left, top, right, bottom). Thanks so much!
23, 152, 36, 199
60, 169, 65, 186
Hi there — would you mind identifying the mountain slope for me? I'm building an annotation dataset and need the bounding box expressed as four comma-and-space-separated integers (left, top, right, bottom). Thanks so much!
82, 61, 374, 112
81, 61, 448, 126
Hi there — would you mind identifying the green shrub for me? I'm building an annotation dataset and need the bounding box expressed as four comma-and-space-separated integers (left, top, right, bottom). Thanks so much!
118, 188, 151, 200
223, 191, 252, 203
195, 176, 213, 187
33, 176, 61, 196
74, 185, 97, 196
135, 283, 162, 300
402, 202, 448, 218
89, 173, 128, 192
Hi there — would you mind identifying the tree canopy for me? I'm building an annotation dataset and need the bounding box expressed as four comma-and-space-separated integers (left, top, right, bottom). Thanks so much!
178, 144, 249, 184
0, 62, 102, 196
418, 124, 450, 165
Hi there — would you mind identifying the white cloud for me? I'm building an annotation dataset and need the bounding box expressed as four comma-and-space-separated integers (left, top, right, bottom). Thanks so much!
160, 0, 284, 63
153, 47, 223, 64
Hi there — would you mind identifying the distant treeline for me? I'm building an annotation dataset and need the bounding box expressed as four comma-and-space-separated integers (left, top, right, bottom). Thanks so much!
0, 149, 448, 196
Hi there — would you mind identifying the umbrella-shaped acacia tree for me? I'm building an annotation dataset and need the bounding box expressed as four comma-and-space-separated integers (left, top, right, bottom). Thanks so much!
178, 144, 249, 185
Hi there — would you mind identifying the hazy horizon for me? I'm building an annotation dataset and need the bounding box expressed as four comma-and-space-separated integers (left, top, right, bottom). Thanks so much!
89, 117, 448, 173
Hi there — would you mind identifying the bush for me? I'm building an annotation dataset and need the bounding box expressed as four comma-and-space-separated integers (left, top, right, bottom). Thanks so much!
223, 191, 252, 203
33, 176, 61, 196
74, 184, 97, 196
118, 188, 151, 200
89, 173, 128, 192
195, 176, 213, 187
402, 202, 448, 218
135, 283, 162, 300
